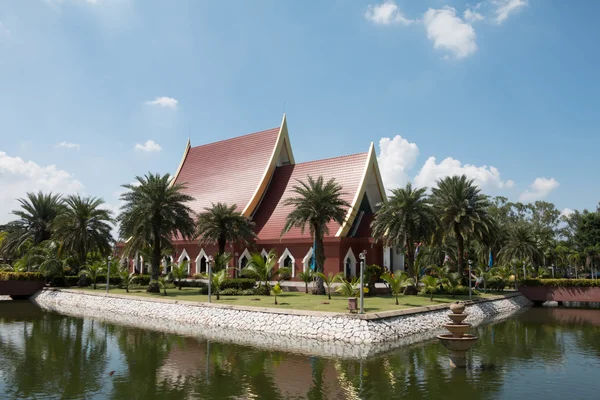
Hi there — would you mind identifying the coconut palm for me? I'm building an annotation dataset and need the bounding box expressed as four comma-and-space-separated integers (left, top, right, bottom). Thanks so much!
315, 271, 343, 300
242, 250, 288, 295
119, 269, 138, 293
29, 241, 71, 279
421, 275, 440, 301
431, 175, 496, 274
0, 192, 63, 258
585, 245, 600, 279
196, 203, 255, 256
210, 269, 229, 300
282, 176, 350, 294
381, 272, 414, 305
488, 265, 512, 291
271, 283, 283, 305
499, 223, 542, 287
212, 252, 232, 273
52, 195, 114, 273
297, 269, 313, 294
335, 277, 361, 297
444, 272, 462, 298
117, 173, 196, 293
79, 262, 105, 290
169, 260, 189, 290
371, 183, 436, 277
157, 276, 168, 296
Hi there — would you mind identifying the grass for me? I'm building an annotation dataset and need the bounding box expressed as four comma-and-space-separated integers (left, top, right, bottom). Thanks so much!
73, 286, 505, 314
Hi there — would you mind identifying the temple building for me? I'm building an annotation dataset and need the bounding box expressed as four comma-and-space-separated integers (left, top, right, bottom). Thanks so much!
129, 115, 404, 278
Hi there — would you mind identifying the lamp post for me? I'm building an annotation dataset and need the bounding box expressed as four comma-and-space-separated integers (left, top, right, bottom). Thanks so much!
359, 250, 367, 314
106, 255, 112, 294
235, 252, 239, 278
468, 259, 472, 300
550, 264, 555, 279
207, 255, 213, 303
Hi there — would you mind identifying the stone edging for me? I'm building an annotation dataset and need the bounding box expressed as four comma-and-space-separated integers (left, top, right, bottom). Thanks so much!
30, 289, 531, 357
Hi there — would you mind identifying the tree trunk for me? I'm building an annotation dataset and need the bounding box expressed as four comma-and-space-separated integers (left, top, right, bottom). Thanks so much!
148, 227, 161, 293
395, 295, 399, 305
454, 226, 465, 274
218, 237, 226, 256
313, 232, 326, 295
305, 283, 308, 294
405, 237, 415, 277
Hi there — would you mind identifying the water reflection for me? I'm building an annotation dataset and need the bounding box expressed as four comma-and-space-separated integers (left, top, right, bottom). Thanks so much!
1, 302, 599, 400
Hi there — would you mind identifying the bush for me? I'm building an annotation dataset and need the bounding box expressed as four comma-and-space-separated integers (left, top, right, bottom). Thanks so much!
95, 274, 123, 285
241, 288, 257, 296
49, 276, 68, 287
221, 278, 256, 291
254, 285, 270, 296
135, 275, 152, 286
522, 279, 600, 288
64, 275, 80, 286
199, 286, 208, 295
178, 280, 204, 288
0, 272, 44, 281
192, 273, 204, 280
220, 288, 241, 296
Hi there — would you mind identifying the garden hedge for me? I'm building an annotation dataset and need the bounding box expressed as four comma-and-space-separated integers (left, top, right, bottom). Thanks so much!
522, 279, 600, 288
0, 272, 44, 281
220, 278, 256, 291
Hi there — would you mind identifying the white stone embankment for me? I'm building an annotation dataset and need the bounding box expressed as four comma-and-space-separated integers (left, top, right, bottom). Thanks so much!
31, 289, 530, 359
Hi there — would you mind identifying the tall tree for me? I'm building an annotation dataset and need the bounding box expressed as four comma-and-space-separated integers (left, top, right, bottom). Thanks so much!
196, 203, 255, 256
118, 173, 195, 292
371, 183, 436, 277
431, 175, 495, 274
499, 223, 541, 284
282, 176, 350, 294
52, 195, 114, 272
0, 192, 63, 257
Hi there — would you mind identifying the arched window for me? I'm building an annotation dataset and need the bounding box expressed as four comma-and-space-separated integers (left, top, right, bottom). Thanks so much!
196, 249, 208, 274
344, 248, 357, 279
278, 248, 296, 277
261, 249, 269, 263
178, 249, 191, 275
302, 247, 314, 272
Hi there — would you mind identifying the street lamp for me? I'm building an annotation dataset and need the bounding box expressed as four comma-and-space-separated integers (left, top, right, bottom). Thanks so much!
235, 252, 239, 278
207, 255, 214, 303
467, 259, 472, 300
106, 255, 112, 294
359, 250, 367, 314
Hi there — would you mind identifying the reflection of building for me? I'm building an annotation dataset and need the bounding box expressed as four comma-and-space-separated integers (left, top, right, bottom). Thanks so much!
125, 115, 405, 277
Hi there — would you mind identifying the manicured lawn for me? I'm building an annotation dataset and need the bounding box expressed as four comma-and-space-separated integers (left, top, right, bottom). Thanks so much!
74, 286, 504, 314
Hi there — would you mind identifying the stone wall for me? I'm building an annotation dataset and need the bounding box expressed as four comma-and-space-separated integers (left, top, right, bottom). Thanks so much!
519, 286, 600, 303
31, 289, 530, 358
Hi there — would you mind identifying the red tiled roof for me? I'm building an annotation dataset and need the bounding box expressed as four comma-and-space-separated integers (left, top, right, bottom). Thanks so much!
174, 127, 280, 216
253, 152, 368, 240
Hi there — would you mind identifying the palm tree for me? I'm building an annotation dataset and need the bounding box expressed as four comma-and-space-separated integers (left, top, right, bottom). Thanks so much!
585, 245, 600, 279
371, 183, 436, 277
421, 275, 439, 301
79, 262, 105, 290
210, 269, 229, 300
242, 250, 288, 295
212, 252, 233, 273
297, 270, 313, 294
381, 272, 414, 305
282, 176, 350, 294
52, 195, 114, 273
499, 224, 541, 287
196, 203, 255, 256
315, 271, 343, 300
169, 260, 189, 290
431, 175, 496, 274
444, 272, 462, 298
118, 269, 137, 293
335, 277, 363, 297
29, 241, 71, 279
157, 276, 168, 296
117, 173, 196, 293
0, 192, 63, 258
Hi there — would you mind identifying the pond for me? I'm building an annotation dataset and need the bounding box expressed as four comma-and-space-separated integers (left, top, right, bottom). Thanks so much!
1, 301, 599, 399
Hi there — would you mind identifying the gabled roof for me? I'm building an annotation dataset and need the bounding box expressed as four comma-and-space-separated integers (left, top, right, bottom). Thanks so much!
173, 114, 295, 217
253, 152, 371, 240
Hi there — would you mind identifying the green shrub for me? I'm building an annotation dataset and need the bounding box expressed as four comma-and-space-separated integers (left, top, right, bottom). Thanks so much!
64, 275, 80, 286
95, 274, 123, 285
49, 276, 68, 287
198, 286, 208, 295
523, 279, 600, 288
254, 285, 269, 296
241, 288, 257, 296
134, 275, 152, 286
179, 280, 204, 288
0, 272, 44, 281
192, 273, 204, 280
221, 278, 256, 291
220, 288, 241, 296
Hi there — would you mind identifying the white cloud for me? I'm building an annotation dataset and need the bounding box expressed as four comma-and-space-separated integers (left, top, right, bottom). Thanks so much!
365, 1, 415, 25
464, 8, 485, 23
414, 156, 514, 191
0, 151, 84, 224
519, 177, 559, 202
134, 140, 162, 153
423, 7, 477, 59
145, 96, 178, 109
377, 135, 420, 190
55, 141, 80, 150
493, 0, 527, 24
561, 208, 575, 218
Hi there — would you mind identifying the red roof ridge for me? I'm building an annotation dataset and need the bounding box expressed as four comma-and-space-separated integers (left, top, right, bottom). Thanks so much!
191, 126, 279, 149
293, 151, 368, 166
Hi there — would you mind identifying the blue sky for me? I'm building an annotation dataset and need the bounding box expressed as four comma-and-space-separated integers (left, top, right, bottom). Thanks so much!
0, 0, 598, 224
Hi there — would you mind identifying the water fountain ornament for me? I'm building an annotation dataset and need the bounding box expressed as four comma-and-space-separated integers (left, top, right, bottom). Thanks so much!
437, 301, 478, 368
